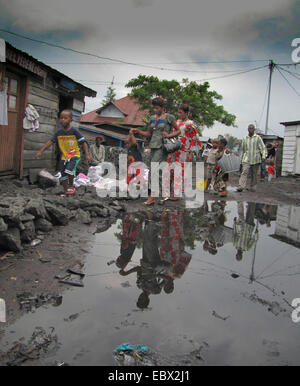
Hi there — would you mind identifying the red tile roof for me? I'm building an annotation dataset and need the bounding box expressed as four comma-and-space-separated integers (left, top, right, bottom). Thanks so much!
80, 96, 148, 126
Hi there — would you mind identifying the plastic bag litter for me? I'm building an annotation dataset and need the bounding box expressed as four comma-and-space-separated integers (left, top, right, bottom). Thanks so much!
113, 343, 149, 354
95, 178, 128, 195
87, 165, 106, 183
74, 173, 92, 187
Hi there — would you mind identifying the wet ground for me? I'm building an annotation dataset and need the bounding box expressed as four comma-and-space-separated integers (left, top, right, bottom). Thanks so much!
0, 198, 300, 366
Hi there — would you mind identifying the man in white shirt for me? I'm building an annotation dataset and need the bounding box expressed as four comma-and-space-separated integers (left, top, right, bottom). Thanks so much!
89, 136, 105, 165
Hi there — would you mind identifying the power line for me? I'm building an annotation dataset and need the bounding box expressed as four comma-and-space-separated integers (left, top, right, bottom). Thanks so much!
194, 65, 267, 82
258, 73, 269, 128
276, 66, 300, 97
0, 28, 269, 74
75, 67, 266, 85
278, 66, 300, 81
46, 62, 260, 73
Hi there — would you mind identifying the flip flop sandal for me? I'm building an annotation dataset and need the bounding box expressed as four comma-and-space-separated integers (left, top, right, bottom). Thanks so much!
66, 188, 76, 195
143, 199, 155, 206
158, 197, 169, 205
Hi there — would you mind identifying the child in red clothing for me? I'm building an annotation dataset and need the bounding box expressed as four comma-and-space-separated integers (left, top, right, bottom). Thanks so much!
267, 165, 275, 182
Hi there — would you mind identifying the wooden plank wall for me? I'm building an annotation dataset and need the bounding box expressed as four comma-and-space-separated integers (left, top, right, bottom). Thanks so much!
23, 79, 59, 172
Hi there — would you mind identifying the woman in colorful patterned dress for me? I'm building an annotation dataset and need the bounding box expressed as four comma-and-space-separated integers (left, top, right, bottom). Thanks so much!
133, 97, 181, 205
166, 104, 202, 201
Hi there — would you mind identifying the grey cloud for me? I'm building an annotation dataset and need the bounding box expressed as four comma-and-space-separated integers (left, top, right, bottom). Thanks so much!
132, 0, 154, 8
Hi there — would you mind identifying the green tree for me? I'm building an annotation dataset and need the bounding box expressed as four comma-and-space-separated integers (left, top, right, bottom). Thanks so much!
126, 75, 236, 131
102, 85, 117, 106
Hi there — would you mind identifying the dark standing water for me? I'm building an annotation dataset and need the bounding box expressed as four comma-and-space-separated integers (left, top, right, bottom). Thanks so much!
1, 201, 300, 366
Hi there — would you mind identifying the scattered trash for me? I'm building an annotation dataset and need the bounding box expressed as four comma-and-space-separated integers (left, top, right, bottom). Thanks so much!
56, 361, 70, 366
4, 327, 59, 366
0, 252, 15, 261
10, 277, 17, 281
113, 343, 149, 354
212, 310, 230, 321
107, 260, 115, 266
231, 273, 239, 279
67, 264, 85, 278
55, 269, 70, 280
39, 257, 52, 263
30, 239, 42, 247
17, 292, 63, 312
121, 281, 131, 288
112, 342, 202, 366
64, 313, 80, 322
55, 263, 85, 287
74, 173, 92, 188
59, 278, 84, 287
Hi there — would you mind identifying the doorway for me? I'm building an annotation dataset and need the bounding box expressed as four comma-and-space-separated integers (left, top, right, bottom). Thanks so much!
0, 71, 24, 175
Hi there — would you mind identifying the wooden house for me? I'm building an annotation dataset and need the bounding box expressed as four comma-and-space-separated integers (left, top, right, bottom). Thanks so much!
0, 41, 96, 179
280, 120, 300, 176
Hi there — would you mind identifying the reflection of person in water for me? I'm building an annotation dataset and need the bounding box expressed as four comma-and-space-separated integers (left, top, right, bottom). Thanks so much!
160, 210, 192, 279
119, 210, 191, 309
119, 212, 172, 309
255, 203, 273, 227
233, 202, 258, 261
202, 200, 227, 254
115, 214, 140, 270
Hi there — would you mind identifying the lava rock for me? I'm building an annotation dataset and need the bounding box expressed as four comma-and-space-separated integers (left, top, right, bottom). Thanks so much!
35, 218, 53, 233
0, 227, 22, 252
0, 217, 8, 232
28, 168, 40, 185
85, 206, 105, 217
44, 203, 71, 226
20, 213, 35, 222
38, 170, 59, 189
25, 198, 47, 219
75, 209, 92, 224
21, 221, 36, 243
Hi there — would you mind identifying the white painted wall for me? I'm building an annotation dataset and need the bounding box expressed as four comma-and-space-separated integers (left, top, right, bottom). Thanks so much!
275, 206, 300, 245
282, 124, 300, 175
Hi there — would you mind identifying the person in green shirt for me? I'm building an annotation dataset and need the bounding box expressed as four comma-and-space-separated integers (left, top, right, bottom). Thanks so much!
237, 124, 266, 192
133, 97, 181, 205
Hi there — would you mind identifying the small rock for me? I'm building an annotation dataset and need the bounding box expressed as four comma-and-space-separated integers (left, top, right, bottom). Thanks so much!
20, 213, 35, 222
35, 218, 53, 233
28, 168, 40, 184
44, 203, 71, 226
75, 209, 92, 225
0, 217, 8, 232
38, 169, 59, 189
25, 198, 47, 219
21, 221, 36, 243
0, 227, 22, 252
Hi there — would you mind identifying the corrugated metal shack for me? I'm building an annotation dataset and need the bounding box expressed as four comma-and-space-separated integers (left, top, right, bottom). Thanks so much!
280, 120, 300, 176
0, 41, 96, 179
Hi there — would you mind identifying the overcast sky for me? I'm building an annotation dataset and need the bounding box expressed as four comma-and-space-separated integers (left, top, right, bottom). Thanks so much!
1, 0, 300, 138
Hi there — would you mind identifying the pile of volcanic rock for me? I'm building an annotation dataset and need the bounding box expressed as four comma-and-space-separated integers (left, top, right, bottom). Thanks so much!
0, 176, 125, 253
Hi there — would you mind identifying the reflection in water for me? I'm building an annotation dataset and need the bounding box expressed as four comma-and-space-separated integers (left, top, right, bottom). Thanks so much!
2, 200, 300, 366
113, 201, 279, 310
117, 211, 191, 309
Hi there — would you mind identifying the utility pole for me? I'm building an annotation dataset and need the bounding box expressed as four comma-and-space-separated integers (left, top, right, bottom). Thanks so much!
265, 60, 275, 135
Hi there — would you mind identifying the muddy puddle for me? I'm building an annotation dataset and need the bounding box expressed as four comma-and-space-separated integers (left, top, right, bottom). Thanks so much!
0, 200, 300, 366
